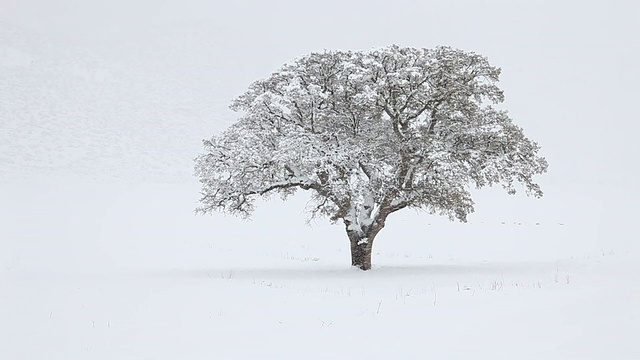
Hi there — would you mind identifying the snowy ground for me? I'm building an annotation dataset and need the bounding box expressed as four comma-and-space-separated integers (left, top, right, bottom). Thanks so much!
2, 1, 640, 359
2, 181, 639, 359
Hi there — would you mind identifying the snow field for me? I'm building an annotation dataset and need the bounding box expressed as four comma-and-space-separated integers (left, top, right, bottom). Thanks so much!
1, 182, 638, 359
2, 1, 640, 358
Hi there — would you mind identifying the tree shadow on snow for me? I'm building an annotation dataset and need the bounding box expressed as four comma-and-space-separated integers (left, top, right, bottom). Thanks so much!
153, 261, 554, 281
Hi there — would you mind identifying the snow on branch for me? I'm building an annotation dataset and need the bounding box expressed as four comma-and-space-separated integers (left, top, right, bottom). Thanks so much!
195, 45, 547, 228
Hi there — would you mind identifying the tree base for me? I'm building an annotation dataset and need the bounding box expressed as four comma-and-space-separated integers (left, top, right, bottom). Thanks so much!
350, 240, 373, 271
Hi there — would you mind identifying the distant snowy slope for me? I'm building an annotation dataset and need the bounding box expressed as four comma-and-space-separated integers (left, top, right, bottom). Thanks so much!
0, 21, 236, 183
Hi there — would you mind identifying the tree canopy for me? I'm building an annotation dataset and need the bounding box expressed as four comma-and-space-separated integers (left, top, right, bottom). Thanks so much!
195, 45, 547, 269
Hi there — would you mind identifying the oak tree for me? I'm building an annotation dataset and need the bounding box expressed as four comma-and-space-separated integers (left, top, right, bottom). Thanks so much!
195, 45, 547, 270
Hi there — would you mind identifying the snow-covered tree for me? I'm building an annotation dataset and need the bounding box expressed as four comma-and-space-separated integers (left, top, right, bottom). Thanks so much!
195, 45, 548, 270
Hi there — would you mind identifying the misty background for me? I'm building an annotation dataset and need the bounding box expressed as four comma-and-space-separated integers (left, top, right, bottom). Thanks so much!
2, 0, 638, 252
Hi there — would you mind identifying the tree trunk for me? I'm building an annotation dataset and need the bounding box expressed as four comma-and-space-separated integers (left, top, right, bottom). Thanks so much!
344, 210, 389, 271
349, 234, 373, 270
